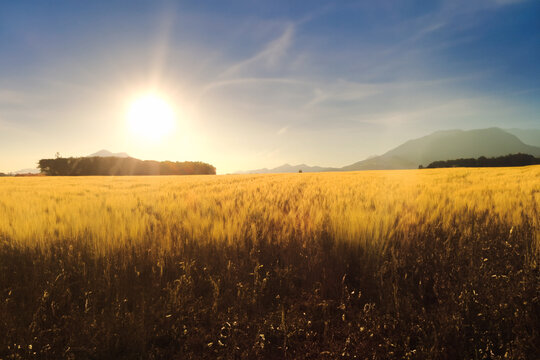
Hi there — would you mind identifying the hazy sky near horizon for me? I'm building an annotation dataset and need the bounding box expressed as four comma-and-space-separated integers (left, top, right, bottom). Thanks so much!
1, 0, 539, 173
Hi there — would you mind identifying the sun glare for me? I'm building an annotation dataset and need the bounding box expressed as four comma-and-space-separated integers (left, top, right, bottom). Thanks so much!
127, 94, 175, 141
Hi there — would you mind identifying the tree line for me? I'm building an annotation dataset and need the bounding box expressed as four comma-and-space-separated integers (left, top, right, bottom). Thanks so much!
422, 153, 540, 169
38, 157, 216, 176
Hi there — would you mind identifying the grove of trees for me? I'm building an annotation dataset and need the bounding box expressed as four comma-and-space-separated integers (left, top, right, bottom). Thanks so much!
38, 157, 216, 176
423, 153, 540, 169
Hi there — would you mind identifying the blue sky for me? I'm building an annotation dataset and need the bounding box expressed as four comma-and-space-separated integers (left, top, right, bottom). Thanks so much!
1, 0, 539, 173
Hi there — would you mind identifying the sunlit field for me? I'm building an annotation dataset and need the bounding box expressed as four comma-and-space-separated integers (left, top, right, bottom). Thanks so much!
1, 167, 539, 359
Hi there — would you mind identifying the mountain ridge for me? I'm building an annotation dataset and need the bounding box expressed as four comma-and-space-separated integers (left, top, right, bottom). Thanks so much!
504, 128, 540, 147
237, 163, 339, 174
239, 127, 540, 174
87, 149, 130, 158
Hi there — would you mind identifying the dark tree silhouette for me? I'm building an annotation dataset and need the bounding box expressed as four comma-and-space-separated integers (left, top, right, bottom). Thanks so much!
38, 157, 216, 176
422, 153, 540, 169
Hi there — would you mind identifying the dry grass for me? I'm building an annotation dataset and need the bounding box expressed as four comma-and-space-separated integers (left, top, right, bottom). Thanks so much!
0, 167, 539, 359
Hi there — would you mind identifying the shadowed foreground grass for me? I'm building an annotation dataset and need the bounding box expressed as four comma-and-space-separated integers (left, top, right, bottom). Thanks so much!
1, 212, 538, 359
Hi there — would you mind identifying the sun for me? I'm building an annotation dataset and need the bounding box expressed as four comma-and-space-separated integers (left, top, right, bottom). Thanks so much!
127, 94, 175, 141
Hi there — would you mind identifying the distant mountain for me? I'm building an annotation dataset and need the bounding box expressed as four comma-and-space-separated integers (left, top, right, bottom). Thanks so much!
504, 128, 540, 147
239, 127, 540, 174
13, 168, 40, 175
87, 150, 130, 158
385, 128, 540, 166
344, 128, 540, 170
239, 163, 338, 174
341, 155, 417, 171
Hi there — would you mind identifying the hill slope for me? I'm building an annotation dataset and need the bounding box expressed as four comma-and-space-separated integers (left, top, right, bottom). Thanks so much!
341, 156, 417, 171
344, 128, 540, 170
504, 128, 540, 147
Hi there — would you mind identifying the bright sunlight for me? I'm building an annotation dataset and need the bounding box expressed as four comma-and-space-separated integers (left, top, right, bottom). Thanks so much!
127, 94, 175, 141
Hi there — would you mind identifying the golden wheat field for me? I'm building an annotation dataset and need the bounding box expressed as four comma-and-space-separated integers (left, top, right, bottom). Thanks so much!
0, 167, 538, 252
1, 167, 539, 359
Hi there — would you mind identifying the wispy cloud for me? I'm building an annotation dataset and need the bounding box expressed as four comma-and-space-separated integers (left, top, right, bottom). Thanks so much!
303, 80, 382, 109
200, 77, 305, 97
277, 125, 289, 135
218, 24, 295, 79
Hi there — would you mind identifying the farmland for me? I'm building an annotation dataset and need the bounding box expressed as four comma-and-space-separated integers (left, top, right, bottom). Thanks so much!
0, 167, 539, 359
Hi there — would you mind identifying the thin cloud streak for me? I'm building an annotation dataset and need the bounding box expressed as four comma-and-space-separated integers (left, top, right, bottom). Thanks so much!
199, 77, 306, 97
217, 24, 295, 79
